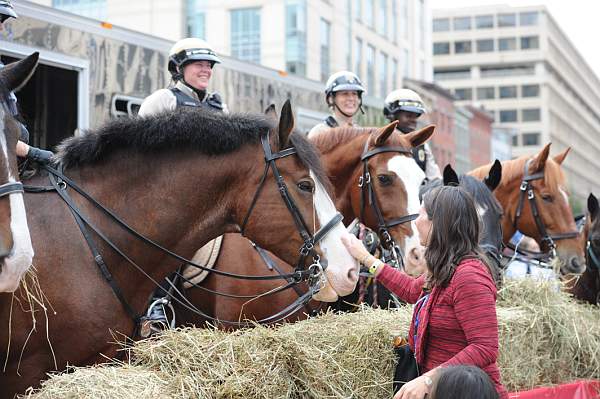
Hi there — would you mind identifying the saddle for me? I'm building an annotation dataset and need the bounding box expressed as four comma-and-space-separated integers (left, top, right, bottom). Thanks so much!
181, 236, 223, 288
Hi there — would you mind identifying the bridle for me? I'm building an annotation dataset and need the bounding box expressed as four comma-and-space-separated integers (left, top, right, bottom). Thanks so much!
25, 129, 344, 331
510, 159, 578, 260
0, 181, 23, 197
358, 139, 418, 268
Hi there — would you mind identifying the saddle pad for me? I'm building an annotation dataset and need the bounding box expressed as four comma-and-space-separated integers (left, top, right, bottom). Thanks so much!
182, 235, 223, 289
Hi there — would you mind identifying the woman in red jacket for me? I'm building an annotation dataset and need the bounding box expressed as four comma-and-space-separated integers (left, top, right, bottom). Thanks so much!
342, 185, 508, 399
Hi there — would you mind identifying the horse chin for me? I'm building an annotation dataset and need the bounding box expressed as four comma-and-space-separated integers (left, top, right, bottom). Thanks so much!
312, 282, 339, 302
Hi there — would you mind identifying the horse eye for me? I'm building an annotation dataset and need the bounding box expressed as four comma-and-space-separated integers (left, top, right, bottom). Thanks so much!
541, 194, 553, 202
378, 174, 393, 186
297, 180, 314, 193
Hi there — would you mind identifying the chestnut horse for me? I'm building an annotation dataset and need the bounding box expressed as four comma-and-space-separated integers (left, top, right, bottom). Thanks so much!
570, 194, 600, 304
470, 144, 585, 275
0, 102, 359, 397
0, 53, 37, 293
175, 124, 436, 327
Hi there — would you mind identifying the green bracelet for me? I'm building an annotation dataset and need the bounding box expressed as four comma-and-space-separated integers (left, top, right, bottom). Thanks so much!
369, 259, 383, 275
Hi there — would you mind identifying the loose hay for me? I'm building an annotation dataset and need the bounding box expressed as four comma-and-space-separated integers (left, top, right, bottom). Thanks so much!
28, 279, 600, 398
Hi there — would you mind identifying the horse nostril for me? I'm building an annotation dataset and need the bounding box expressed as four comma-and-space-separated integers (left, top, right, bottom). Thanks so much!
347, 267, 358, 283
569, 257, 585, 273
409, 247, 421, 261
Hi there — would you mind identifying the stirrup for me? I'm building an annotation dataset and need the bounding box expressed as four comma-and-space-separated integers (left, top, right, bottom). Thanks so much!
141, 297, 176, 337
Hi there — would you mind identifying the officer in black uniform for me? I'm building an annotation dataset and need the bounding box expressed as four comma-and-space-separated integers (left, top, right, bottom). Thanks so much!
0, 0, 53, 163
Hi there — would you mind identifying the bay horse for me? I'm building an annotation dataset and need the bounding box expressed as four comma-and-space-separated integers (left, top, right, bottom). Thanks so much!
406, 163, 504, 282
469, 144, 585, 275
570, 194, 600, 304
175, 123, 436, 327
0, 53, 37, 292
0, 101, 359, 397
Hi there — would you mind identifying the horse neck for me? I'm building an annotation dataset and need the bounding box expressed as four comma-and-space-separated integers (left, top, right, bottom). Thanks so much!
316, 134, 366, 220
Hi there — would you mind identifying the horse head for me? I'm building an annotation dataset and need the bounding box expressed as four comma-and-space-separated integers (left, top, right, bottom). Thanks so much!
240, 101, 358, 302
0, 52, 37, 292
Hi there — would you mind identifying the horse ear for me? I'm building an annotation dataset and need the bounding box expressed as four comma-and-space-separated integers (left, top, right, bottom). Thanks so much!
371, 121, 397, 147
588, 193, 599, 220
443, 164, 459, 186
277, 99, 295, 150
0, 52, 39, 93
484, 159, 502, 192
553, 147, 570, 165
403, 124, 435, 148
264, 104, 277, 120
529, 143, 551, 174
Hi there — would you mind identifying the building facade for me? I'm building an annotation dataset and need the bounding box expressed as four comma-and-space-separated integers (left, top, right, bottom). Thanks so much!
432, 4, 600, 203
491, 126, 514, 162
467, 105, 493, 169
454, 106, 472, 174
32, 0, 433, 100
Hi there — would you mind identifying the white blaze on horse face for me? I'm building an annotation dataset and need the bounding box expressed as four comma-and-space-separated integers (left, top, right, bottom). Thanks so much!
309, 170, 358, 301
387, 155, 426, 260
0, 117, 34, 292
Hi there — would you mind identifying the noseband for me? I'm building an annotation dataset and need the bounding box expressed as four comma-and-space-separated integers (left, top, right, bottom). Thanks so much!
512, 159, 578, 259
240, 131, 343, 284
0, 181, 23, 197
359, 140, 419, 267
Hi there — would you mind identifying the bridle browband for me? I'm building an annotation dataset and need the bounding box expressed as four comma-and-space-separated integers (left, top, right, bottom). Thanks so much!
0, 181, 23, 197
359, 140, 419, 268
25, 130, 344, 330
510, 159, 579, 260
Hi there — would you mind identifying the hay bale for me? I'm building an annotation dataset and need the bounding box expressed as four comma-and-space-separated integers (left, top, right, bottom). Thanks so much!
26, 365, 172, 399
28, 279, 600, 398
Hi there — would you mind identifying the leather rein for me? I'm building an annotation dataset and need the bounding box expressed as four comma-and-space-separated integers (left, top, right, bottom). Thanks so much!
24, 130, 343, 329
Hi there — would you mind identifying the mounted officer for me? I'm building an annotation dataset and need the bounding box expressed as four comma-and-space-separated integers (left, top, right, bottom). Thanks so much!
139, 37, 227, 334
383, 88, 441, 180
0, 0, 53, 163
138, 37, 228, 116
308, 71, 364, 138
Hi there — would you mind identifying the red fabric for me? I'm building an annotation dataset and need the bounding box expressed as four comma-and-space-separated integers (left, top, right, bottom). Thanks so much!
509, 380, 600, 398
377, 258, 508, 399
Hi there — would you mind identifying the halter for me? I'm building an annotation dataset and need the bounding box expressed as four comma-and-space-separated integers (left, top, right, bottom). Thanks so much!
26, 130, 343, 333
358, 139, 419, 268
511, 159, 579, 259
0, 181, 23, 197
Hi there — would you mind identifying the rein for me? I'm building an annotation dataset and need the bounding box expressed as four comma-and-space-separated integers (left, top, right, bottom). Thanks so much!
24, 131, 343, 330
507, 159, 578, 261
359, 140, 419, 268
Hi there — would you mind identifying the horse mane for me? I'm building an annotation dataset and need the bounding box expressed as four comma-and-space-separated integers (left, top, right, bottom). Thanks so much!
310, 126, 379, 153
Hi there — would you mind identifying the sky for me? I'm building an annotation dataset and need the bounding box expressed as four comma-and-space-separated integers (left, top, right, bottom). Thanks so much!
430, 0, 600, 77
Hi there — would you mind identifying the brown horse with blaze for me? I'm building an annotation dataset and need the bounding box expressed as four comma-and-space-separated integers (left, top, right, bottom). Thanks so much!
0, 101, 358, 397
470, 143, 585, 275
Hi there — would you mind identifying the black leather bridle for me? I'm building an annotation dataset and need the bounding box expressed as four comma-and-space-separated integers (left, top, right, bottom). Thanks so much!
25, 130, 344, 330
0, 181, 23, 197
359, 140, 418, 268
510, 159, 579, 260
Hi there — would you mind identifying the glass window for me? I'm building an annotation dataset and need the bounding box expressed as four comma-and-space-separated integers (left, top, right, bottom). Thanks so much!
519, 11, 539, 26
391, 58, 398, 89
434, 68, 470, 80
378, 52, 388, 98
365, 0, 374, 28
512, 134, 519, 146
454, 88, 472, 101
367, 44, 375, 93
453, 16, 471, 30
499, 85, 517, 98
475, 14, 494, 28
476, 39, 494, 52
500, 109, 518, 122
477, 86, 495, 100
498, 13, 516, 27
378, 0, 387, 36
354, 38, 363, 77
521, 36, 539, 49
454, 40, 472, 54
433, 42, 450, 55
354, 0, 361, 21
231, 8, 261, 63
53, 0, 107, 20
403, 48, 410, 76
498, 37, 517, 51
320, 18, 331, 82
522, 84, 540, 97
523, 132, 540, 146
391, 0, 398, 42
285, 0, 307, 76
418, 0, 425, 51
401, 0, 409, 38
522, 108, 541, 122
433, 18, 450, 32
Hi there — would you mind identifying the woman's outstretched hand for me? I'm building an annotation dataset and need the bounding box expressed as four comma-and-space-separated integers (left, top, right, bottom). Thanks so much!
341, 233, 371, 262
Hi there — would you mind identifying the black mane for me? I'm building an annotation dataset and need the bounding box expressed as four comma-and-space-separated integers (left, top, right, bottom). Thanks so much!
56, 109, 275, 168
